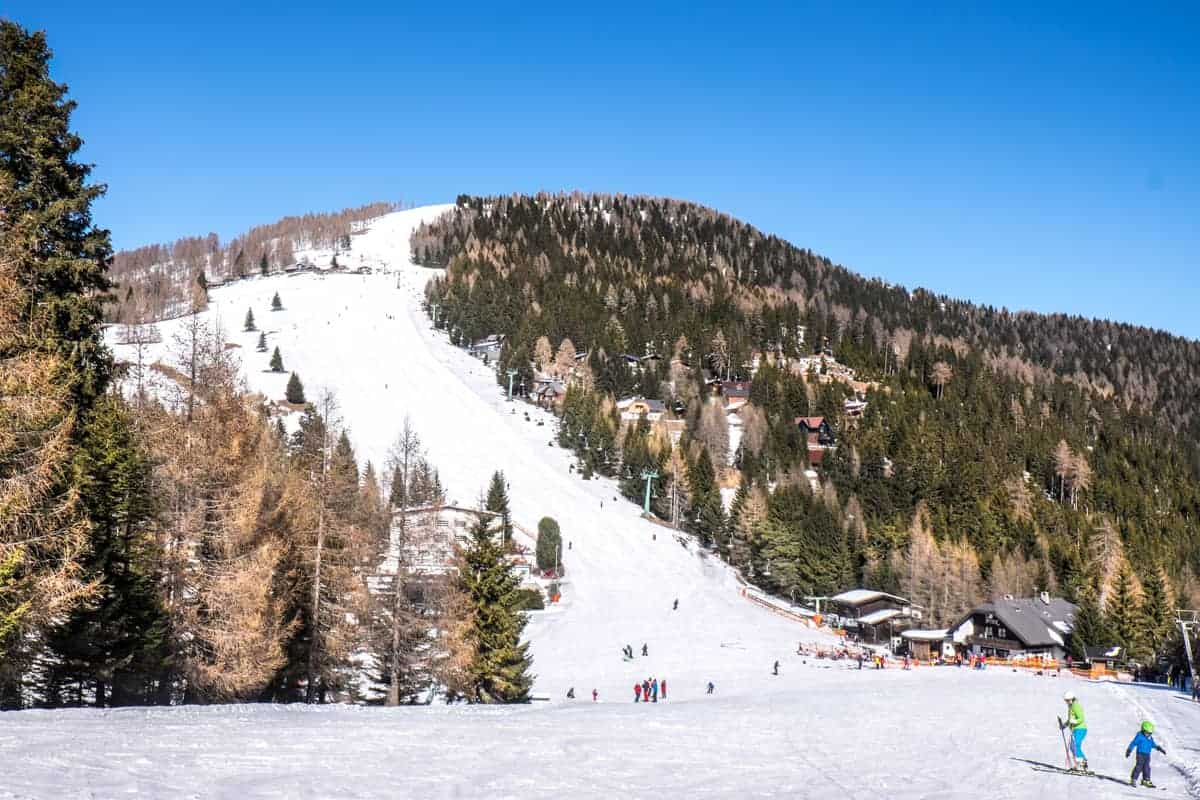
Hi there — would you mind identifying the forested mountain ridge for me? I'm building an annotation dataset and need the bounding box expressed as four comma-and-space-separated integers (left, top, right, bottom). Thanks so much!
417, 192, 1199, 660
413, 193, 1200, 446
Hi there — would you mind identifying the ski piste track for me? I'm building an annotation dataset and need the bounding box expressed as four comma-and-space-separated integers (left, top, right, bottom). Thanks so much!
6, 205, 1192, 799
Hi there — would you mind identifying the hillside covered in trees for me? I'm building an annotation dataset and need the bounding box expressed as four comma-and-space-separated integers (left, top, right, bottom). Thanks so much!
107, 201, 401, 324
418, 192, 1200, 666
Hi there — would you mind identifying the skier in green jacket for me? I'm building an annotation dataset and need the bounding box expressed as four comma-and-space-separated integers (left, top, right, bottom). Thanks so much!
1060, 690, 1088, 772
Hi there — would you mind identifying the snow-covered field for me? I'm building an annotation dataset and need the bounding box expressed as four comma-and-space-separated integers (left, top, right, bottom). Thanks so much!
5, 206, 1193, 799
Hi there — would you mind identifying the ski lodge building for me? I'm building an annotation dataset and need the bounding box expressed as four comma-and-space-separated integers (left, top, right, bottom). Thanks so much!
946, 593, 1076, 661
828, 589, 917, 642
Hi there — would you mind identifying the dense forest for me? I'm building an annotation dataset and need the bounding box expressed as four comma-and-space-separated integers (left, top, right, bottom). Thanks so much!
419, 192, 1199, 666
0, 22, 531, 709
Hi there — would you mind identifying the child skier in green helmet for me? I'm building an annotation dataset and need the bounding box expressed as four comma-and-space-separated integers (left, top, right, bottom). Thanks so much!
1126, 720, 1167, 788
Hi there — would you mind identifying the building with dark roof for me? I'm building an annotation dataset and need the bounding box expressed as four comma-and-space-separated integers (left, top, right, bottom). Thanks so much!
948, 593, 1077, 660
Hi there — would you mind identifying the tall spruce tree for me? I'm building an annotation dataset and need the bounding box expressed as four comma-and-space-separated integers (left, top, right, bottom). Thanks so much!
1070, 584, 1112, 661
256, 332, 267, 352
0, 21, 115, 706
1139, 566, 1172, 661
1107, 564, 1141, 657
535, 517, 562, 573
42, 396, 168, 707
271, 291, 283, 311
270, 346, 284, 372
244, 308, 256, 332
485, 471, 513, 543
687, 448, 725, 546
458, 514, 533, 703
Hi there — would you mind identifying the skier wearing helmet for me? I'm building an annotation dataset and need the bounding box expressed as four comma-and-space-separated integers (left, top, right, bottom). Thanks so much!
1060, 691, 1088, 772
1126, 720, 1167, 788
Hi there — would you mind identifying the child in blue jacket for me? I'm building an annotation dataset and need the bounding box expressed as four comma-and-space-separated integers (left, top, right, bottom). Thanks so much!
1126, 720, 1167, 788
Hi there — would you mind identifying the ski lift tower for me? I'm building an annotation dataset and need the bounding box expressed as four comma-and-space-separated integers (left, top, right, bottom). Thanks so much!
1175, 609, 1200, 691
640, 469, 659, 515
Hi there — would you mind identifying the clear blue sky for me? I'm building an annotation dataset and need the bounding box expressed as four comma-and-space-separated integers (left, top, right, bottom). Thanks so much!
7, 2, 1199, 339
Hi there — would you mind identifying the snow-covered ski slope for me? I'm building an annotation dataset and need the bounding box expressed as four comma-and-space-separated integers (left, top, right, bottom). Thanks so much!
13, 205, 1189, 799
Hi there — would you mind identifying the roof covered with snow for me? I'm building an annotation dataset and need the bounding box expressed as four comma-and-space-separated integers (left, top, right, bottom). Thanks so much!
830, 589, 909, 608
901, 629, 949, 641
858, 608, 902, 626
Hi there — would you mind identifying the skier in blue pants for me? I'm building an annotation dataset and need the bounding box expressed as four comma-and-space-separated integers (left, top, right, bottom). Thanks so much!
1060, 691, 1088, 771
1126, 720, 1166, 788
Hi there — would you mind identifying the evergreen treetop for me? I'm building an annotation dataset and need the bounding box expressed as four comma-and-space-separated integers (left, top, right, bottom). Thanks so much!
485, 471, 513, 543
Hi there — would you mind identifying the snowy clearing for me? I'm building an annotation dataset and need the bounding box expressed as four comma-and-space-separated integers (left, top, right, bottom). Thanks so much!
12, 205, 1189, 799
3, 672, 1198, 799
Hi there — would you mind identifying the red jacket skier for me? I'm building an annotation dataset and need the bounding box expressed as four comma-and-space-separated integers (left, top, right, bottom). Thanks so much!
634, 683, 642, 702
660, 679, 667, 699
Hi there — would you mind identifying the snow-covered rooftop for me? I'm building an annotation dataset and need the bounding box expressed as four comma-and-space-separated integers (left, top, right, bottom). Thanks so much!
901, 629, 948, 641
830, 589, 909, 607
858, 608, 903, 626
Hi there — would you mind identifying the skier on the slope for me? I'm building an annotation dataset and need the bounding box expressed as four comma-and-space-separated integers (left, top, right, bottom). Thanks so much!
1061, 690, 1089, 772
592, 688, 598, 702
673, 598, 678, 611
566, 687, 575, 699
706, 681, 715, 694
651, 678, 658, 702
773, 660, 780, 676
660, 678, 667, 699
642, 643, 648, 656
642, 679, 651, 702
1126, 719, 1166, 788
634, 682, 642, 703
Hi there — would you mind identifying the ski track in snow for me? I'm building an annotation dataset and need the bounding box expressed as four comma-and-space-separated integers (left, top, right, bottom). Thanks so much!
6, 206, 1192, 799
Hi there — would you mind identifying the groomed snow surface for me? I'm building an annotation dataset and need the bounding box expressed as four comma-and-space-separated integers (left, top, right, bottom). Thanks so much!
5, 206, 1194, 799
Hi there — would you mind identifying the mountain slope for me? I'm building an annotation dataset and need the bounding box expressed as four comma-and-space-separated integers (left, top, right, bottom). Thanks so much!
61, 204, 1200, 800
106, 205, 834, 703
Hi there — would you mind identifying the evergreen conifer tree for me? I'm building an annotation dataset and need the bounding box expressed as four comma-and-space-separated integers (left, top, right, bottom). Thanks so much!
286, 372, 306, 404
244, 308, 256, 332
485, 471, 513, 543
259, 253, 268, 276
271, 292, 283, 311
458, 514, 533, 703
1139, 566, 1172, 661
257, 332, 267, 352
687, 448, 725, 546
1107, 564, 1141, 656
1070, 584, 1112, 661
536, 517, 562, 573
1, 21, 117, 705
42, 396, 168, 707
270, 346, 284, 372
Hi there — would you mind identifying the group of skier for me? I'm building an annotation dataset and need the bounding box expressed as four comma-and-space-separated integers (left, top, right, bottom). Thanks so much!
1060, 691, 1168, 788
633, 677, 665, 702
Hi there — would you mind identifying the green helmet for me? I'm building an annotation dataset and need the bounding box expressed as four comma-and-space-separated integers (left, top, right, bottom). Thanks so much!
1141, 720, 1155, 734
